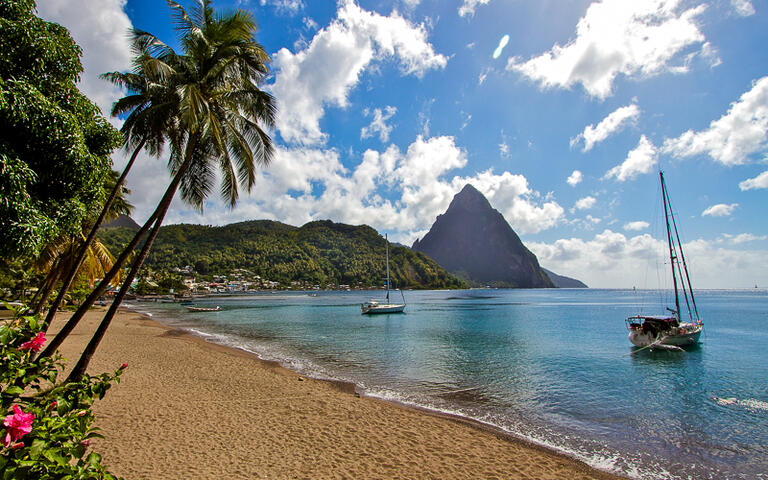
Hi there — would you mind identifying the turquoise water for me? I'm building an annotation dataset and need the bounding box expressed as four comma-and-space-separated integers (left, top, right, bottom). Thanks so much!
128, 289, 768, 480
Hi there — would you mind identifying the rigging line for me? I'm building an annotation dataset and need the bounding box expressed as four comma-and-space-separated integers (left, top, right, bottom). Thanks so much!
663, 179, 694, 323
660, 172, 681, 319
667, 191, 701, 325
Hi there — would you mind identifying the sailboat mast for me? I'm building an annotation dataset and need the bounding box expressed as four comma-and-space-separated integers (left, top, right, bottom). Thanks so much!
660, 171, 681, 319
669, 197, 701, 324
385, 234, 390, 303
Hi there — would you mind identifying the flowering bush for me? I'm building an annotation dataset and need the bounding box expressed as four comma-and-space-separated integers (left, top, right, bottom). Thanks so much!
1, 305, 124, 479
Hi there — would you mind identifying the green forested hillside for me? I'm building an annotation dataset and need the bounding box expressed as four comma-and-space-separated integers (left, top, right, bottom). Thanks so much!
98, 220, 466, 289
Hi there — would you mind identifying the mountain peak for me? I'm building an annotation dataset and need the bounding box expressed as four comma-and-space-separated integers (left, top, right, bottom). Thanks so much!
448, 184, 493, 213
413, 185, 555, 288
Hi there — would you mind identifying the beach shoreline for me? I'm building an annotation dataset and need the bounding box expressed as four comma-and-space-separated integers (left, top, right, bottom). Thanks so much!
49, 307, 627, 480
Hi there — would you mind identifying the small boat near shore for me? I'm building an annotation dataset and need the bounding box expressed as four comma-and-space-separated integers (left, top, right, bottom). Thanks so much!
362, 234, 405, 315
186, 305, 220, 312
625, 172, 703, 350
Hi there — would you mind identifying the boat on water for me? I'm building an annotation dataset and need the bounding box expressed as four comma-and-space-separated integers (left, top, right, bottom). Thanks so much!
186, 305, 220, 312
362, 234, 405, 315
625, 172, 703, 350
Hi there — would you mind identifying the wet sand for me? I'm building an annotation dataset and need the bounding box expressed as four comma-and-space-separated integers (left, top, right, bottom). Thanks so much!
49, 308, 626, 480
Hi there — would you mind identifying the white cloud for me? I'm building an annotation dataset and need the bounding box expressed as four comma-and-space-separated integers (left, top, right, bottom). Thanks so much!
478, 68, 489, 85
624, 221, 649, 231
507, 0, 708, 99
303, 17, 319, 31
566, 170, 583, 186
126, 135, 564, 242
574, 196, 596, 211
36, 0, 133, 121
260, 0, 304, 14
498, 130, 511, 158
739, 170, 768, 190
499, 141, 510, 158
530, 230, 768, 288
361, 106, 397, 142
663, 76, 768, 166
731, 0, 755, 17
723, 233, 766, 244
571, 104, 640, 151
459, 0, 492, 18
702, 203, 738, 217
460, 111, 472, 131
271, 0, 447, 145
604, 135, 657, 182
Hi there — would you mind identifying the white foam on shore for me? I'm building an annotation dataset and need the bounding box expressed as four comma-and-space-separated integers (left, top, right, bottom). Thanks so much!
360, 386, 692, 480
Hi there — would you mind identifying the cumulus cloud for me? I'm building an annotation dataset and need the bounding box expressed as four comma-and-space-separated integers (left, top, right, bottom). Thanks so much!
731, 0, 755, 17
624, 221, 649, 231
739, 170, 768, 190
722, 233, 766, 244
507, 0, 708, 99
702, 203, 738, 217
361, 106, 397, 142
271, 0, 447, 145
530, 230, 768, 288
36, 0, 133, 120
566, 170, 583, 186
125, 135, 564, 243
604, 135, 657, 182
573, 196, 596, 211
571, 104, 640, 151
663, 76, 768, 166
459, 0, 492, 18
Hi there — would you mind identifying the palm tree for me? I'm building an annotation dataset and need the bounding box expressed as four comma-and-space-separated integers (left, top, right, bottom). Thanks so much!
64, 0, 275, 381
31, 170, 132, 316
39, 33, 183, 329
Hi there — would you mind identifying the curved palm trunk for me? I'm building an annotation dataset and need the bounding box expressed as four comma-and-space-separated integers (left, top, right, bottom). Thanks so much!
31, 257, 64, 315
42, 139, 147, 330
38, 197, 158, 358
66, 140, 196, 382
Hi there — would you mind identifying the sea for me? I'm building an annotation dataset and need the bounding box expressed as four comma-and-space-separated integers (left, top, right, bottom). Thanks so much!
126, 288, 768, 480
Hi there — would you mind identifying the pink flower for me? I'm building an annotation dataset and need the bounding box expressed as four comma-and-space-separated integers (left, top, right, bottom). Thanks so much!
19, 332, 46, 353
80, 439, 91, 446
3, 405, 34, 448
120, 363, 128, 369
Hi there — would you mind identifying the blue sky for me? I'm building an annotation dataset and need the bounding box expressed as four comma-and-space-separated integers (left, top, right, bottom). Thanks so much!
37, 0, 768, 288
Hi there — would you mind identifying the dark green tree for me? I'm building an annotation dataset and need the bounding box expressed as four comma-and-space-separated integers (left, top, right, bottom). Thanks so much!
0, 0, 122, 259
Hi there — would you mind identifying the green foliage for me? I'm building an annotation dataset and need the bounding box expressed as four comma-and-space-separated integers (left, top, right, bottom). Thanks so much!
0, 305, 124, 479
99, 220, 467, 289
0, 0, 122, 259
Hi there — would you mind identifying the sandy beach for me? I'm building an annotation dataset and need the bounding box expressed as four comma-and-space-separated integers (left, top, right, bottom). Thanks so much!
48, 308, 626, 480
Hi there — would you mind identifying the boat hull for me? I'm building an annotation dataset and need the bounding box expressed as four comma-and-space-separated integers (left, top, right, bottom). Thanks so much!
186, 306, 220, 312
361, 304, 405, 314
629, 325, 702, 347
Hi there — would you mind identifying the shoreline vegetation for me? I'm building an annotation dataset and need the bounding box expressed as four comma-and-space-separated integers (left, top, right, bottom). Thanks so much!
97, 220, 468, 293
51, 307, 626, 480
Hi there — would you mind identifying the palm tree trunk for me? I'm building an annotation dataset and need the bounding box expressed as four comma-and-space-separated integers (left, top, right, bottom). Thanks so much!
31, 258, 63, 315
31, 267, 61, 315
42, 139, 147, 329
66, 139, 196, 382
37, 194, 159, 357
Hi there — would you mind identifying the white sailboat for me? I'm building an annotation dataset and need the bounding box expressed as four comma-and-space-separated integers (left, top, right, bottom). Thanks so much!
361, 234, 406, 315
625, 172, 703, 349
